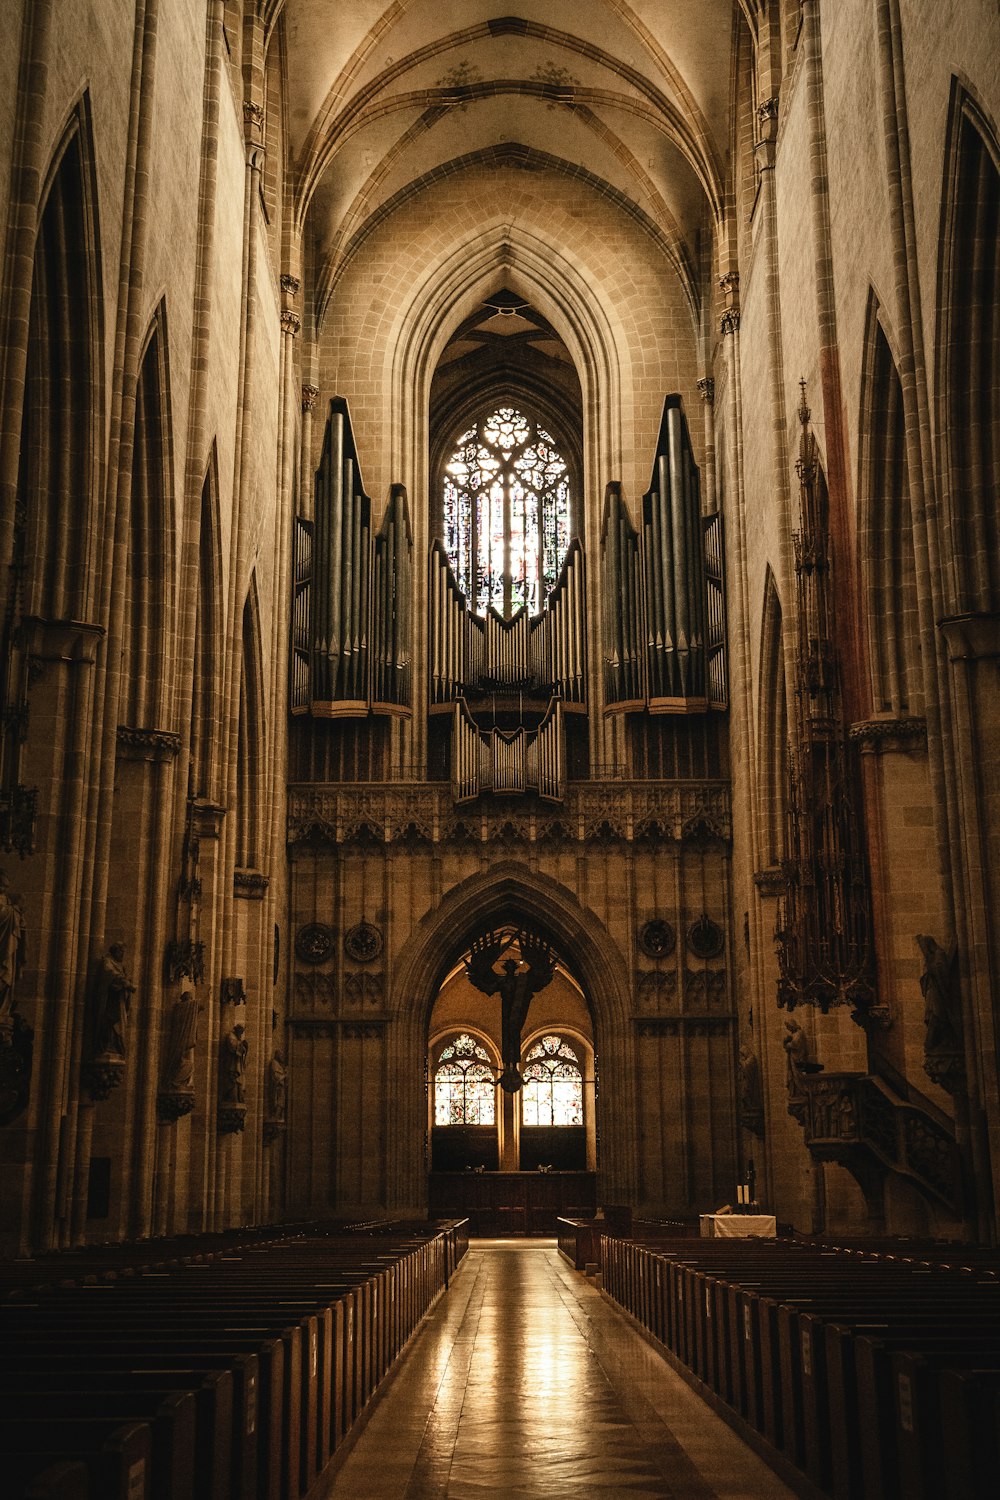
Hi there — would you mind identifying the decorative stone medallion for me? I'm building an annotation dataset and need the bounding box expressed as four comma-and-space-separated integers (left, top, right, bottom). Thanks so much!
295, 923, 335, 966
344, 920, 383, 964
686, 914, 725, 960
638, 919, 676, 959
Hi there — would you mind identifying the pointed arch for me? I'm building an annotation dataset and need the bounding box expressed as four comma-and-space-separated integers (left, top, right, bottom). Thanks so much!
937, 79, 1000, 613
120, 301, 173, 728
19, 95, 103, 621
189, 445, 223, 798
387, 861, 636, 1206
235, 574, 265, 870
758, 567, 788, 868
858, 295, 921, 714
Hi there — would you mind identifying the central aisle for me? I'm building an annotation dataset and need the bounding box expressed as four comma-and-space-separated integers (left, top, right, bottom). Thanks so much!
319, 1241, 794, 1499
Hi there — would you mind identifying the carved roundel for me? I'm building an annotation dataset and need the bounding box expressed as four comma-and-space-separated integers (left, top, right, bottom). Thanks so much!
344, 921, 383, 964
295, 923, 335, 966
638, 919, 676, 959
686, 914, 725, 960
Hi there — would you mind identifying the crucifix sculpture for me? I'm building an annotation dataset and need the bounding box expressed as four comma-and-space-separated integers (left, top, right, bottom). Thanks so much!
464, 928, 556, 1092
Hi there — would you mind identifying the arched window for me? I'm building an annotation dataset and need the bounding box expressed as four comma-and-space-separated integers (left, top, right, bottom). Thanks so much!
434, 1034, 496, 1125
521, 1035, 583, 1126
442, 406, 571, 618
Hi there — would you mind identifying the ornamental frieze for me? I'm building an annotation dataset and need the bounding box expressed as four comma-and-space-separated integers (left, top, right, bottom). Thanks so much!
287, 781, 731, 849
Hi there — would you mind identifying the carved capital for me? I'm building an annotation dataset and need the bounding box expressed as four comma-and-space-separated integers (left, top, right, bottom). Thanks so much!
84, 1058, 126, 1102
116, 726, 182, 763
301, 384, 320, 414
696, 377, 715, 405
849, 716, 927, 754
234, 868, 269, 900
280, 309, 301, 337
166, 938, 205, 986
280, 273, 301, 298
218, 1103, 246, 1135
923, 1049, 966, 1097
753, 866, 787, 897
720, 308, 741, 337
157, 1089, 195, 1123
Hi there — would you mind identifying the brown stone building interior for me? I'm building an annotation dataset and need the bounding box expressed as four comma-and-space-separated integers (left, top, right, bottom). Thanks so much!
0, 2, 998, 1497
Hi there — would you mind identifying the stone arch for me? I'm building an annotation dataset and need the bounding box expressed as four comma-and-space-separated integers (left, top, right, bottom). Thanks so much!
368, 217, 634, 771
857, 290, 921, 715
386, 860, 637, 1210
935, 77, 1000, 614
21, 93, 104, 621
120, 301, 173, 729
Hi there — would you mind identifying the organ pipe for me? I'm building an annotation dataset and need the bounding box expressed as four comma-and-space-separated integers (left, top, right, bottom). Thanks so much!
428, 538, 586, 705
600, 394, 727, 715
450, 697, 565, 803
371, 484, 412, 712
290, 397, 412, 718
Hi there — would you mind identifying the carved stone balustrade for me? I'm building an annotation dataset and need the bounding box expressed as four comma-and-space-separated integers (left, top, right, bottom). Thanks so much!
287, 779, 732, 851
790, 1070, 961, 1215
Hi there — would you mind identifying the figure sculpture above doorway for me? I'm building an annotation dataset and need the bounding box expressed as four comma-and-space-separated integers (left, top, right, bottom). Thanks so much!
464, 928, 556, 1092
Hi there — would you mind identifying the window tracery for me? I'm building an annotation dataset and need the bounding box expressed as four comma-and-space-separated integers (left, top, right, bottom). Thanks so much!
433, 1033, 496, 1125
442, 406, 571, 618
521, 1034, 584, 1126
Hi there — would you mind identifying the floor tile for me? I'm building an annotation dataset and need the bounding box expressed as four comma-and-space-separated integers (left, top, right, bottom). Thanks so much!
317, 1242, 796, 1500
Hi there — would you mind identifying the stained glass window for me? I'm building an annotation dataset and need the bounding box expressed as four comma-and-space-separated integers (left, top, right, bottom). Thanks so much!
521, 1034, 584, 1126
434, 1033, 496, 1125
442, 406, 571, 617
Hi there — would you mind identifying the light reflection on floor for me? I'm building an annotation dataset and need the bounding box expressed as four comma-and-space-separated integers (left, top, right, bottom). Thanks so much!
320, 1241, 796, 1499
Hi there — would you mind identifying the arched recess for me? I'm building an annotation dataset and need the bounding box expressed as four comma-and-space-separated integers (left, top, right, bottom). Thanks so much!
19, 97, 103, 622
235, 577, 265, 871
386, 861, 636, 1210
384, 224, 625, 496
377, 224, 628, 769
858, 298, 921, 715
937, 81, 1000, 614
120, 304, 173, 729
189, 450, 223, 799
758, 568, 788, 869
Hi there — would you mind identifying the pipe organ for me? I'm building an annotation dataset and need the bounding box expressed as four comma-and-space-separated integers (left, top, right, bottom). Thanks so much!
601, 394, 726, 715
429, 537, 585, 803
451, 698, 565, 803
291, 399, 412, 717
429, 538, 586, 708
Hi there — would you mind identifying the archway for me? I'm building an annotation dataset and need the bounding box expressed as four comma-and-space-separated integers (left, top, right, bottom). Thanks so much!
386, 862, 637, 1215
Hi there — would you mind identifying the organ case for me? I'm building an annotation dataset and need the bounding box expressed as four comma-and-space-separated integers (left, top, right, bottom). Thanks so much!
601, 394, 726, 715
291, 398, 412, 718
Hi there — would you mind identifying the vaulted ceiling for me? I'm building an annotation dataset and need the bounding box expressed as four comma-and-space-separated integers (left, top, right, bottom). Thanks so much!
272, 2, 738, 310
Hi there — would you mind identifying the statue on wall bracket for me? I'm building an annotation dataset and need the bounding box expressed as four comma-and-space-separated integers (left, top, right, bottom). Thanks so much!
464, 928, 556, 1092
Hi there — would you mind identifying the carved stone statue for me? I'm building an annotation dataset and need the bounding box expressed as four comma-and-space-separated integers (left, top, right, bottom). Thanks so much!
464, 929, 555, 1092
783, 1017, 810, 1099
916, 935, 960, 1052
162, 991, 201, 1093
220, 1023, 249, 1104
266, 1050, 287, 1123
0, 871, 26, 1031
93, 943, 135, 1060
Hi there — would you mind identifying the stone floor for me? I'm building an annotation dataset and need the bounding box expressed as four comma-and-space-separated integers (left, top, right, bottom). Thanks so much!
318, 1241, 795, 1499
